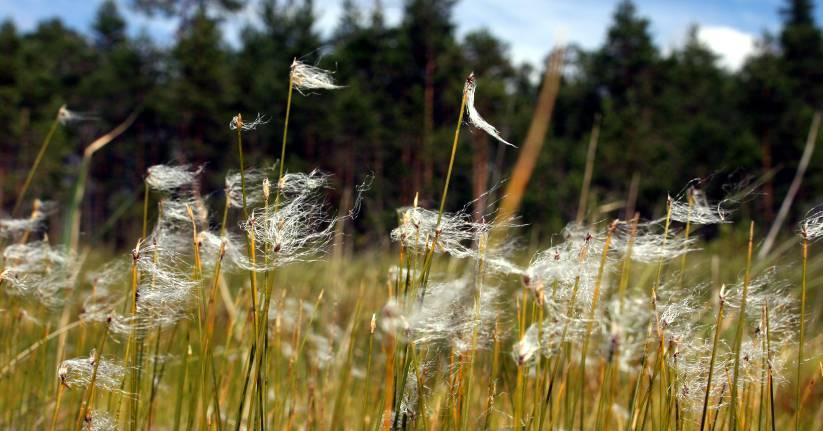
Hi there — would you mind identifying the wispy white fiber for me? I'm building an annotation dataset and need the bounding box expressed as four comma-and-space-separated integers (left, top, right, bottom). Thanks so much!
464, 73, 514, 147
291, 59, 343, 94
229, 113, 268, 131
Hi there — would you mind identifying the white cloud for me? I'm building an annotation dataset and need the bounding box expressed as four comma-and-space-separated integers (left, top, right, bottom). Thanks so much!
696, 25, 756, 71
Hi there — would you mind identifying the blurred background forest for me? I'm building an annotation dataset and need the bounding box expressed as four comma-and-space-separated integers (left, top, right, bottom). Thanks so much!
1, 0, 822, 249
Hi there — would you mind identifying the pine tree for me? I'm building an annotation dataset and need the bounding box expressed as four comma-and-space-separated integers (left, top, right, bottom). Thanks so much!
663, 27, 745, 180
0, 21, 21, 157
232, 0, 324, 173
396, 0, 462, 200
780, 0, 823, 106
591, 0, 664, 212
171, 7, 235, 177
131, 0, 244, 19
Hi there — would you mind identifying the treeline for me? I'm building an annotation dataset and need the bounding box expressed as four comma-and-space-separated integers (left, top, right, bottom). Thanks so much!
1, 0, 822, 247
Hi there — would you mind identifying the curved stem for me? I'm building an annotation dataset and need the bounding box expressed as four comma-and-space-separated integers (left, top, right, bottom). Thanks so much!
13, 114, 60, 216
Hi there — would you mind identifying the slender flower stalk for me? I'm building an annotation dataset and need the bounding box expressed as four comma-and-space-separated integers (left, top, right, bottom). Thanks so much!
75, 318, 112, 431
277, 63, 295, 206
437, 75, 471, 225
618, 214, 639, 312
142, 181, 150, 240
576, 219, 617, 430
795, 226, 808, 430
231, 113, 261, 410
730, 222, 755, 430
418, 73, 472, 302
679, 189, 694, 288
701, 285, 726, 431
13, 105, 63, 216
765, 304, 775, 431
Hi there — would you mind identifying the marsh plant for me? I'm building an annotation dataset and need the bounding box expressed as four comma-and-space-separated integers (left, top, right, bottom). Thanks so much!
0, 63, 819, 431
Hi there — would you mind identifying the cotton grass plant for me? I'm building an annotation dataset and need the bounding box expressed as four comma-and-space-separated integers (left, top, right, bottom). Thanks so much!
0, 61, 821, 431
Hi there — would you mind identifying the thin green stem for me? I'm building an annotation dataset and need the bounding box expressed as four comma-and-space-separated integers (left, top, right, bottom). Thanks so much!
730, 221, 755, 430
418, 74, 470, 300
13, 111, 61, 216
795, 232, 807, 430
276, 66, 295, 208
700, 287, 726, 431
142, 181, 149, 239
576, 220, 617, 430
436, 78, 469, 227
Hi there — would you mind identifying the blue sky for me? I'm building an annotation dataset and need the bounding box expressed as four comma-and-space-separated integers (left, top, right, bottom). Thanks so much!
1, 0, 820, 70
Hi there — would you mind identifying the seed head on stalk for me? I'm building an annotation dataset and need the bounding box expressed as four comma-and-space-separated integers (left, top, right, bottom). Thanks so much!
464, 72, 514, 147
145, 164, 203, 193
601, 295, 652, 372
409, 276, 502, 352
57, 105, 97, 125
1, 240, 82, 307
513, 306, 587, 366
391, 202, 521, 275
290, 59, 343, 94
524, 223, 614, 310
58, 350, 127, 393
80, 240, 198, 335
229, 112, 268, 131
800, 206, 823, 241
725, 267, 797, 386
81, 410, 117, 431
667, 179, 755, 226
612, 219, 696, 263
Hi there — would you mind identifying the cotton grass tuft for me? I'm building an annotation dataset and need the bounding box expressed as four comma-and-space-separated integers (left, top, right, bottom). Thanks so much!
291, 59, 343, 94
464, 73, 514, 147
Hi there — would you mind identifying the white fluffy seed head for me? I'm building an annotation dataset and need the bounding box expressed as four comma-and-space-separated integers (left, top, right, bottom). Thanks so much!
240, 172, 337, 270
514, 315, 581, 366
290, 59, 342, 94
800, 206, 823, 241
390, 205, 521, 275
524, 223, 617, 312
145, 164, 203, 193
57, 105, 96, 125
464, 73, 514, 147
382, 275, 502, 354
225, 168, 266, 209
668, 181, 755, 226
82, 410, 117, 431
723, 267, 796, 388
601, 295, 652, 372
0, 199, 54, 240
81, 241, 198, 335
229, 113, 268, 131
613, 219, 696, 263
262, 178, 271, 201
58, 351, 127, 393
669, 193, 730, 225
1, 241, 82, 307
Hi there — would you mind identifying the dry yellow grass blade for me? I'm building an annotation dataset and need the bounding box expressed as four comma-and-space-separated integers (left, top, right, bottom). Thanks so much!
494, 46, 564, 235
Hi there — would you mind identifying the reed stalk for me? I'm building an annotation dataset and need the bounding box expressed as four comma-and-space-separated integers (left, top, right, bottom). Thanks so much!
576, 220, 617, 430
700, 285, 726, 431
795, 227, 808, 430
730, 221, 755, 430
12, 106, 61, 216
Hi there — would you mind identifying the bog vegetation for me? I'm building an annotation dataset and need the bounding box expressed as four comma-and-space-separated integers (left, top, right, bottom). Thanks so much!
0, 0, 822, 430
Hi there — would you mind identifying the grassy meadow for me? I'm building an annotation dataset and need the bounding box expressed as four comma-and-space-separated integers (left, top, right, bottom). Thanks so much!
0, 60, 822, 431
